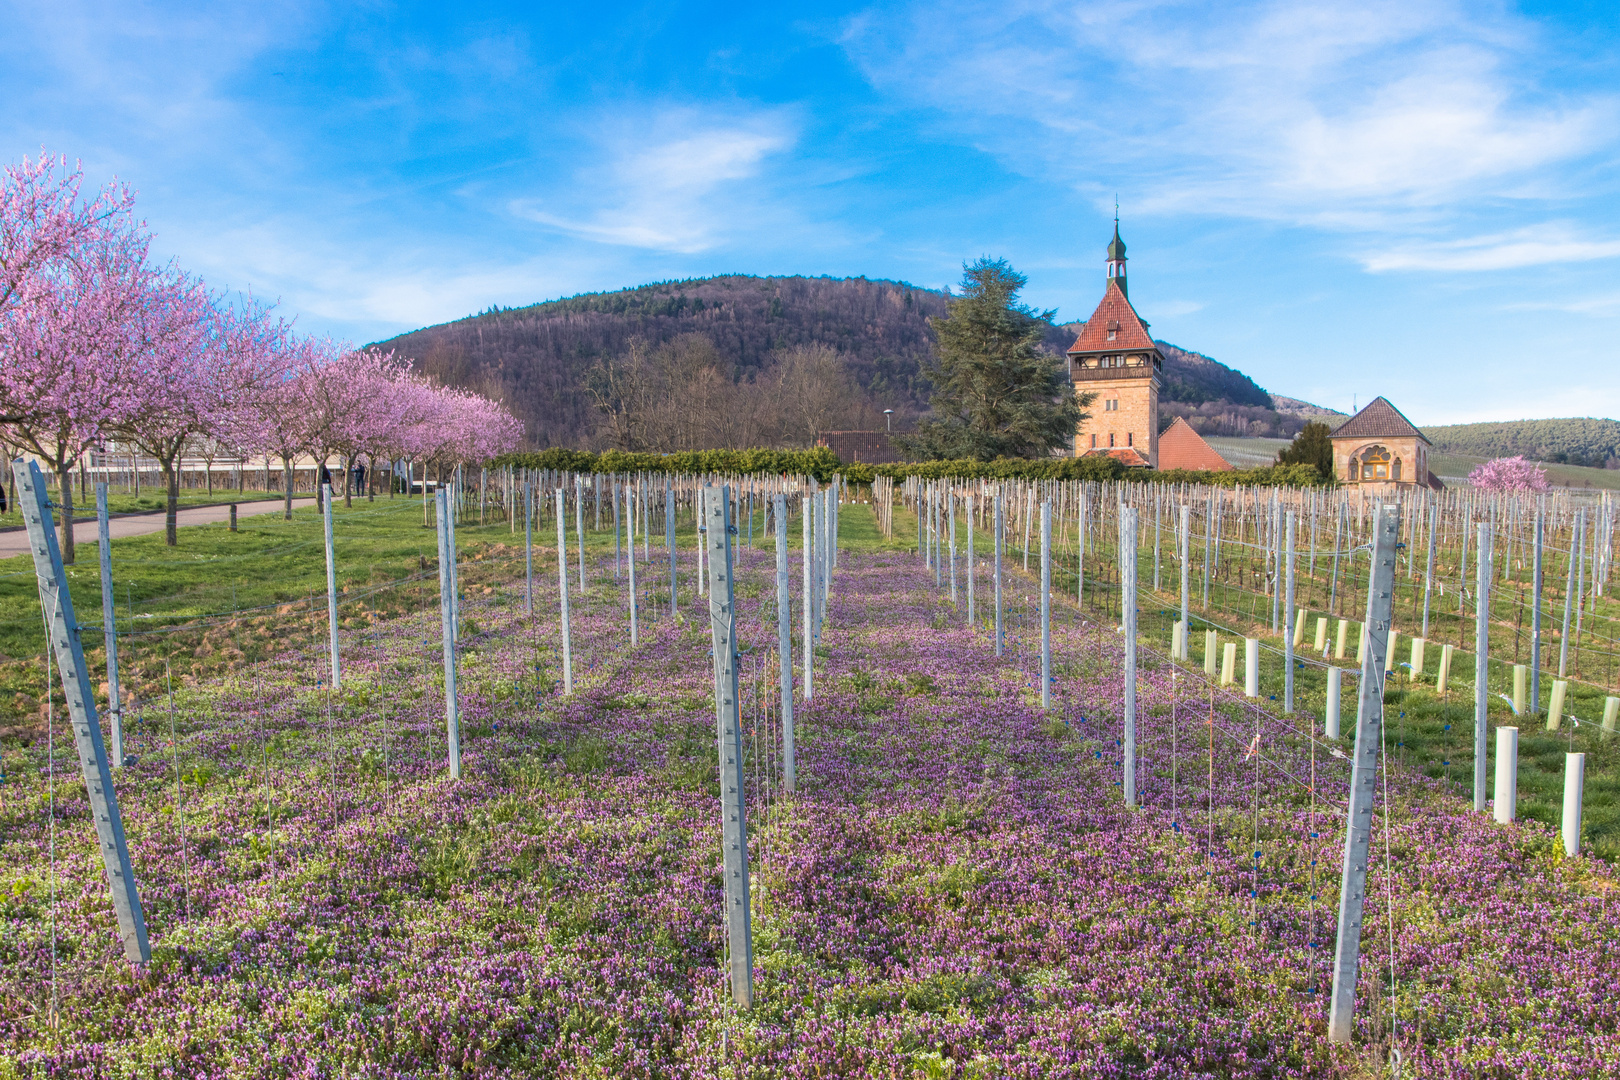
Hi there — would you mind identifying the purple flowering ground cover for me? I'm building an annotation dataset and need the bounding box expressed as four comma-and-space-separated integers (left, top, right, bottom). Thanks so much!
3, 535, 1619, 1078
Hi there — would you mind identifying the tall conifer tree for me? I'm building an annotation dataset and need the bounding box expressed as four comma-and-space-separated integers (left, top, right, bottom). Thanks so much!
897, 259, 1088, 461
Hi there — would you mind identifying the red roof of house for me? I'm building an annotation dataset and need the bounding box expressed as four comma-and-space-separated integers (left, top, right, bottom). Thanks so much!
1329, 396, 1431, 445
1067, 279, 1157, 355
1083, 446, 1153, 468
1157, 417, 1233, 472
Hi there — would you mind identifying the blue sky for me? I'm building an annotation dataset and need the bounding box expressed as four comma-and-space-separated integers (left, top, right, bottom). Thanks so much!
3, 0, 1617, 424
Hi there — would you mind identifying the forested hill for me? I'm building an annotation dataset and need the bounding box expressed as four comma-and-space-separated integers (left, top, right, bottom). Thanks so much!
373, 274, 1278, 448
1425, 418, 1620, 469
373, 275, 949, 448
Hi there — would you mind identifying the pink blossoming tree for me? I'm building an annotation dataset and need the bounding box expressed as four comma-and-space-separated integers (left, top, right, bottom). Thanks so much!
1469, 455, 1549, 493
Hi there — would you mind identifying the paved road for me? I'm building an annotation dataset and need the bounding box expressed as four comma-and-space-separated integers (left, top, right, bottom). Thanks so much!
0, 498, 318, 559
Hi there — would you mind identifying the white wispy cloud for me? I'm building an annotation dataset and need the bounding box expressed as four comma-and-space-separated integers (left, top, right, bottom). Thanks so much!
511, 111, 796, 253
841, 0, 1617, 225
1363, 226, 1620, 272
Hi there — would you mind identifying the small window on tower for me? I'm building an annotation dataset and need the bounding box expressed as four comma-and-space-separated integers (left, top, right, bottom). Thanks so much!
1109, 433, 1116, 447
1127, 432, 1134, 447
1090, 434, 1097, 448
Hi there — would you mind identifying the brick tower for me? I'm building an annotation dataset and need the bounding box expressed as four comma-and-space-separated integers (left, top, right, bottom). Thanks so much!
1068, 220, 1163, 466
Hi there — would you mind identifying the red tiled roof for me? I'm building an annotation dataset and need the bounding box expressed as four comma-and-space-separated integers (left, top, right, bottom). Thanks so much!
1067, 280, 1157, 355
1157, 417, 1232, 471
817, 430, 902, 464
1329, 397, 1431, 445
1083, 446, 1152, 468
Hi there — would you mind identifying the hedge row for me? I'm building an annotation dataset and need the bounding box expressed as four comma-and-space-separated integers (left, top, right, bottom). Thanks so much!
493, 448, 1332, 489
494, 447, 844, 481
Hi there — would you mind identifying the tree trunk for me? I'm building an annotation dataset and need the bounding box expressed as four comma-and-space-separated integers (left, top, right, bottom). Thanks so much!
344, 453, 353, 508
56, 461, 77, 564
163, 457, 181, 546
283, 457, 295, 520
206, 461, 214, 498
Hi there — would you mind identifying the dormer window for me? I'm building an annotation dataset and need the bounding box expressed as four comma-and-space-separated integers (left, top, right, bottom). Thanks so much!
1107, 330, 1117, 341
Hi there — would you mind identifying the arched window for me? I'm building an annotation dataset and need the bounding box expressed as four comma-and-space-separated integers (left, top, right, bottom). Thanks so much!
1349, 459, 1359, 481
1359, 445, 1392, 480
1393, 457, 1402, 481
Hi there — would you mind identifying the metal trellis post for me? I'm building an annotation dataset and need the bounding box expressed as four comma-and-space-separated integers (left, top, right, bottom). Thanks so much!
1328, 501, 1400, 1044
1041, 501, 1051, 710
15, 459, 149, 963
775, 493, 795, 791
435, 488, 462, 779
704, 485, 754, 1008
95, 484, 125, 765
1122, 506, 1138, 808
1475, 523, 1491, 811
323, 484, 340, 688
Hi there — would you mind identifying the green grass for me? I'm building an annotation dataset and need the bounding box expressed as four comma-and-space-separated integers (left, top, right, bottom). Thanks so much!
0, 496, 536, 726
3, 489, 291, 522
0, 492, 880, 729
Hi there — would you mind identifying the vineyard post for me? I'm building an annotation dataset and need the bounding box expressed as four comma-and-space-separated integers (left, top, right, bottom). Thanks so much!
95, 484, 125, 766
695, 488, 706, 598
802, 486, 814, 700
612, 477, 621, 578
1122, 506, 1138, 808
933, 484, 942, 587
557, 489, 573, 695
665, 486, 677, 618
1270, 497, 1281, 633
627, 486, 638, 646
966, 493, 976, 624
1475, 524, 1491, 811
524, 482, 534, 616
995, 492, 1004, 658
575, 477, 586, 593
704, 484, 754, 1008
1179, 504, 1190, 660
446, 490, 460, 643
1202, 492, 1211, 609
1531, 503, 1543, 718
775, 493, 795, 791
1328, 501, 1399, 1045
1041, 501, 1051, 711
1559, 509, 1580, 677
323, 484, 341, 689
435, 488, 462, 779
15, 459, 149, 963
1422, 499, 1437, 637
1079, 490, 1088, 609
1285, 512, 1296, 715
949, 491, 958, 605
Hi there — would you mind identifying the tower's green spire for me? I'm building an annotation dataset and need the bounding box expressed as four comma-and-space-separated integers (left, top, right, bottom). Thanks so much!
1106, 207, 1128, 297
